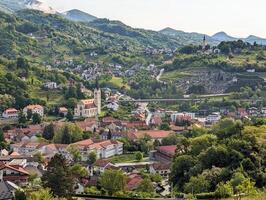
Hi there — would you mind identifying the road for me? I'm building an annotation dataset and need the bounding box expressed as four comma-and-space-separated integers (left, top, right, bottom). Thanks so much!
156, 68, 165, 83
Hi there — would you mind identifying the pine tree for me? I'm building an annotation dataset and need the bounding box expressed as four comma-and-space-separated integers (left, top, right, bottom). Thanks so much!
42, 154, 74, 198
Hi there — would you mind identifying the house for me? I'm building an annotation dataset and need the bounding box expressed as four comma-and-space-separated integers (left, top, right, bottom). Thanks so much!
23, 105, 44, 117
152, 145, 177, 163
0, 171, 19, 200
206, 112, 221, 124
44, 82, 57, 89
93, 160, 115, 174
261, 107, 266, 116
248, 107, 259, 116
107, 102, 119, 111
80, 140, 123, 160
100, 131, 126, 140
38, 144, 69, 160
75, 118, 97, 132
2, 108, 19, 119
74, 87, 101, 118
0, 163, 30, 185
127, 173, 143, 191
171, 112, 195, 123
128, 130, 173, 142
59, 107, 68, 117
149, 162, 171, 178
71, 139, 123, 161
11, 142, 47, 155
150, 115, 162, 127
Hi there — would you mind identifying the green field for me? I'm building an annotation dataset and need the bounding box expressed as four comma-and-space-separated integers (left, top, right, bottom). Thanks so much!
108, 153, 144, 163
107, 76, 130, 90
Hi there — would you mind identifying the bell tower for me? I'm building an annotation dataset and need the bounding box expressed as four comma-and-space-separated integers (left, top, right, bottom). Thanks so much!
94, 78, 101, 114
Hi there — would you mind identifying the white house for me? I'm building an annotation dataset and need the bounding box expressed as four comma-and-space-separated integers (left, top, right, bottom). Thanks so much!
206, 112, 221, 124
171, 112, 195, 122
2, 108, 19, 119
23, 105, 44, 117
107, 102, 119, 111
44, 82, 57, 89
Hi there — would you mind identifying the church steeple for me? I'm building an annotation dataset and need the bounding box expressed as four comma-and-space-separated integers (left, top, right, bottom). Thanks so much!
94, 77, 101, 115
203, 35, 207, 50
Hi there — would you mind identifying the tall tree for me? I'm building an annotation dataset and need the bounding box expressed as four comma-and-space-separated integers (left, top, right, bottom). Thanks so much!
42, 154, 74, 198
43, 123, 55, 140
99, 170, 127, 196
32, 113, 42, 124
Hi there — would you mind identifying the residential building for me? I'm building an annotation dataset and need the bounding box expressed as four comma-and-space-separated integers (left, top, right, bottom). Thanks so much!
44, 82, 57, 89
152, 145, 177, 163
171, 112, 195, 123
11, 142, 46, 155
0, 170, 19, 200
2, 108, 19, 119
149, 162, 171, 178
59, 107, 68, 117
206, 112, 221, 124
23, 105, 44, 117
0, 163, 29, 185
38, 144, 69, 160
128, 130, 173, 142
74, 87, 101, 118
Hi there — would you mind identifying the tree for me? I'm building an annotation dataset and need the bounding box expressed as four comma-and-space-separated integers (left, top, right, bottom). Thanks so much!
67, 144, 81, 162
137, 178, 155, 193
99, 170, 127, 196
28, 188, 62, 200
32, 113, 42, 124
27, 109, 32, 121
160, 123, 170, 130
15, 190, 27, 200
184, 175, 210, 194
70, 164, 88, 178
42, 154, 74, 198
107, 129, 112, 140
66, 109, 73, 121
215, 182, 233, 198
43, 123, 55, 140
54, 123, 83, 144
88, 151, 97, 165
135, 152, 143, 162
17, 57, 29, 69
18, 111, 27, 125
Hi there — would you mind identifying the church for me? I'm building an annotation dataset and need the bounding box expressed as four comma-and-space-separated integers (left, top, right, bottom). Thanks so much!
74, 84, 101, 118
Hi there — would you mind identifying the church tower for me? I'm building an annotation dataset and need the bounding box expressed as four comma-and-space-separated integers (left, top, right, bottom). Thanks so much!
202, 35, 207, 51
94, 78, 101, 114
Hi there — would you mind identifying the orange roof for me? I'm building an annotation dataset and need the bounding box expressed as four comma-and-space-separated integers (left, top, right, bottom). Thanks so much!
25, 104, 43, 110
156, 145, 177, 156
73, 139, 94, 147
10, 152, 20, 156
59, 107, 68, 112
129, 130, 172, 140
4, 108, 18, 113
89, 140, 123, 150
44, 144, 68, 150
0, 163, 30, 175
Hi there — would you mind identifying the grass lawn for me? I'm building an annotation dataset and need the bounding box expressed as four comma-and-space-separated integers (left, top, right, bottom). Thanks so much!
108, 153, 143, 163
30, 88, 65, 106
225, 192, 266, 200
107, 76, 130, 90
161, 70, 193, 82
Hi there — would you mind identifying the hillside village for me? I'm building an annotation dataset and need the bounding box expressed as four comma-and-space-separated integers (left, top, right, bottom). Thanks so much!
1, 1, 266, 200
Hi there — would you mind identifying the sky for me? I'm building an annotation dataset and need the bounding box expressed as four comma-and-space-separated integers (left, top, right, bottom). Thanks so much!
42, 0, 266, 38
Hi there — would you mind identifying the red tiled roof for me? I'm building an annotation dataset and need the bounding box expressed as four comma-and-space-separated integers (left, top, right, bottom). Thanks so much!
94, 159, 113, 167
0, 163, 30, 175
129, 130, 172, 140
156, 145, 177, 156
25, 105, 43, 110
127, 173, 142, 191
4, 108, 18, 113
73, 139, 94, 147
